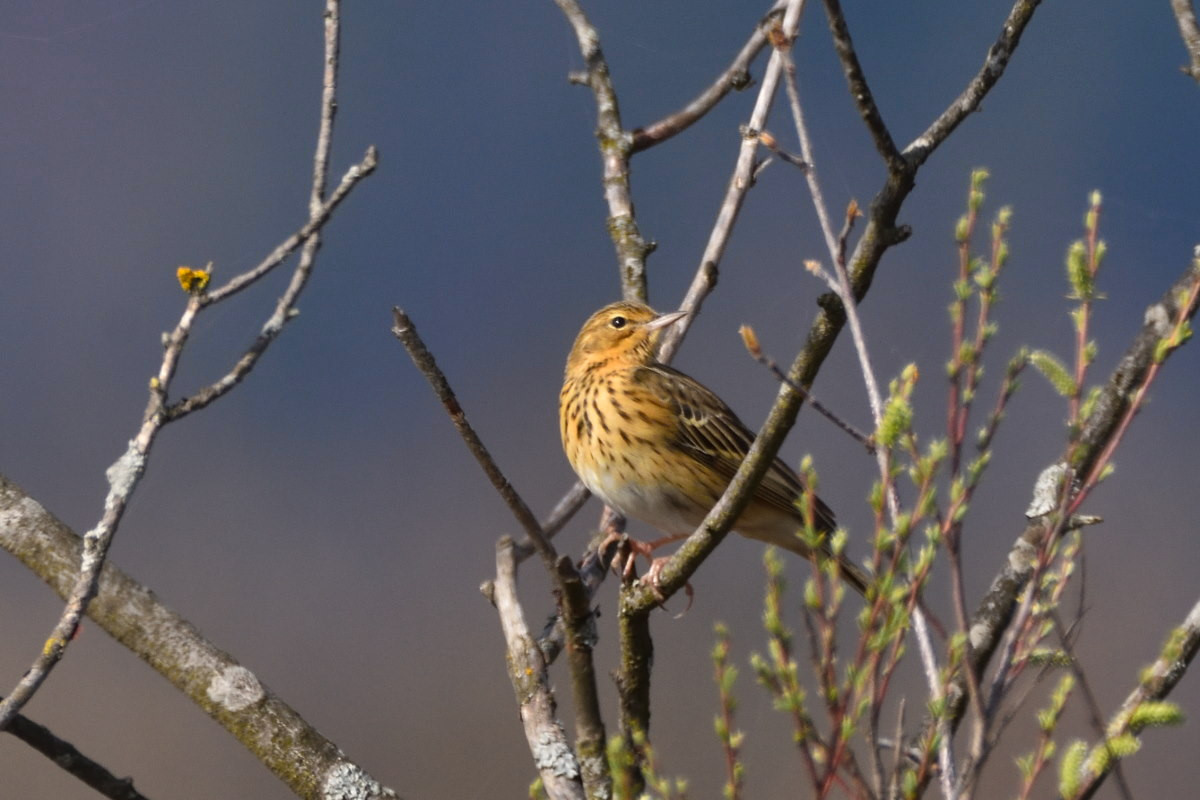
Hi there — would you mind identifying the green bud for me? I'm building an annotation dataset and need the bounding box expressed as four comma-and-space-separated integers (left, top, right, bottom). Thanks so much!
1058, 739, 1087, 798
1128, 700, 1184, 730
955, 216, 971, 243
1029, 349, 1076, 397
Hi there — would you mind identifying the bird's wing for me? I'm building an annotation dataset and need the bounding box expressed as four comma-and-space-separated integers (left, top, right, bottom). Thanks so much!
634, 363, 836, 531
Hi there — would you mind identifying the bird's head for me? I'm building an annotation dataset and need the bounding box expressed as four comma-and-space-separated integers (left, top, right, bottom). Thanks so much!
565, 301, 687, 373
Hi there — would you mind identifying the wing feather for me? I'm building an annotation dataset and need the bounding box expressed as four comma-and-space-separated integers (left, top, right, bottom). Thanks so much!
633, 364, 835, 530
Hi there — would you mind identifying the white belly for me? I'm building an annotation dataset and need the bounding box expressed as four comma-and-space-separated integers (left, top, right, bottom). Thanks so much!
576, 462, 708, 537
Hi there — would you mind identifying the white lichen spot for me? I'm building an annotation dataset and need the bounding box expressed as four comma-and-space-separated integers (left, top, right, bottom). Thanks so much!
322, 762, 392, 800
206, 665, 265, 712
105, 442, 146, 504
1026, 462, 1069, 518
579, 754, 610, 799
532, 731, 580, 779
969, 620, 989, 651
1144, 303, 1171, 337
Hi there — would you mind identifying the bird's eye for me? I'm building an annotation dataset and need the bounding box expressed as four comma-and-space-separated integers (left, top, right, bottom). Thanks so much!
610, 316, 627, 329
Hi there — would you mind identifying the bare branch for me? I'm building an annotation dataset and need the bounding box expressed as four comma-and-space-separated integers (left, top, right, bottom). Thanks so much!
552, 0, 651, 301
392, 308, 559, 571
631, 2, 785, 152
199, 147, 378, 307
310, 0, 340, 213
556, 557, 611, 798
396, 305, 610, 794
167, 147, 378, 420
818, 0, 902, 169
657, 3, 805, 361
536, 535, 623, 665
904, 0, 1042, 167
1171, 0, 1200, 82
739, 323, 875, 452
0, 341, 169, 728
822, 0, 1043, 426
0, 474, 398, 799
494, 539, 586, 800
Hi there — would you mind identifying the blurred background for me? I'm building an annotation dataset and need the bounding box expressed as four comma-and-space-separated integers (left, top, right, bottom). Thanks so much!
2, 1, 1199, 797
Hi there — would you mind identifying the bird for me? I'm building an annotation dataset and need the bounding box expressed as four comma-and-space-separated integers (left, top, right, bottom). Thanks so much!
559, 300, 869, 595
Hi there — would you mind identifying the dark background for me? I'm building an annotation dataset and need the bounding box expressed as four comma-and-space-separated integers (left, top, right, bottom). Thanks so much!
2, 1, 1199, 797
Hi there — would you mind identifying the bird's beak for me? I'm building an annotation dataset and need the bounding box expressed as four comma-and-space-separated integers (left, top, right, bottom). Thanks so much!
644, 309, 688, 332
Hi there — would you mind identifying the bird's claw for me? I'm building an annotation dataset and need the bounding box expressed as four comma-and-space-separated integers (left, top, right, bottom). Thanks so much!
639, 556, 694, 616
596, 529, 695, 614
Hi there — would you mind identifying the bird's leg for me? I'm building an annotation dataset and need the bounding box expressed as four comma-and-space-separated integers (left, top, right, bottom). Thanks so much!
595, 507, 634, 577
609, 533, 690, 581
594, 513, 695, 609
596, 508, 689, 579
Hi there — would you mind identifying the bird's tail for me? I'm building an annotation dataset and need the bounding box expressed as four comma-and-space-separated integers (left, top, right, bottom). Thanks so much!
834, 552, 871, 596
739, 494, 872, 595
746, 517, 872, 597
780, 537, 871, 597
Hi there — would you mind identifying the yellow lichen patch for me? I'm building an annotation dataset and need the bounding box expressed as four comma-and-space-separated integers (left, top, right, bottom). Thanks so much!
177, 262, 212, 294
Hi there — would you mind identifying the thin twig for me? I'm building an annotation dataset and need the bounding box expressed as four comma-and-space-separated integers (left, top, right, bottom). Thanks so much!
819, 0, 901, 170
396, 302, 609, 798
199, 147, 378, 307
780, 13, 951, 793
1171, 0, 1200, 82
780, 29, 957, 795
391, 308, 559, 571
656, 1, 807, 361
310, 0, 339, 211
943, 178, 1011, 788
712, 624, 744, 800
0, 296, 183, 728
632, 2, 786, 152
778, 44, 880, 428
167, 148, 378, 420
552, 0, 651, 301
886, 698, 905, 800
4, 711, 152, 800
740, 323, 874, 452
754, 128, 808, 169
903, 0, 1042, 167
